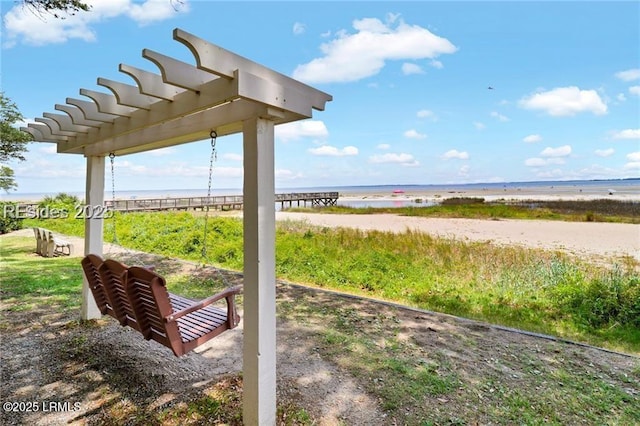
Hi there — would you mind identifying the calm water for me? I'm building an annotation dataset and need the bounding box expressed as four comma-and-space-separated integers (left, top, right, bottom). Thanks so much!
2, 179, 638, 204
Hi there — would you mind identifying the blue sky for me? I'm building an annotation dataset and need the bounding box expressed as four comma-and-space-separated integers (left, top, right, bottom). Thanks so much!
1, 0, 639, 195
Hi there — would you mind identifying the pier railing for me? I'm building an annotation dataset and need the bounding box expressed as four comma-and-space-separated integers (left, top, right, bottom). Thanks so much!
14, 192, 339, 214
101, 192, 339, 212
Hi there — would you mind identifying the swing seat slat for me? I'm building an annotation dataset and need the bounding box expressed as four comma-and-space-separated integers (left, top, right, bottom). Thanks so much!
81, 255, 241, 357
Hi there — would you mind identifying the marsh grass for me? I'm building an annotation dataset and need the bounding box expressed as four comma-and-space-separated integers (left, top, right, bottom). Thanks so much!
24, 211, 640, 353
289, 198, 640, 223
276, 225, 640, 353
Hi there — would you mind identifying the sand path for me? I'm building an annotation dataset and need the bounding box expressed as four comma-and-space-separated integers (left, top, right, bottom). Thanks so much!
276, 212, 640, 261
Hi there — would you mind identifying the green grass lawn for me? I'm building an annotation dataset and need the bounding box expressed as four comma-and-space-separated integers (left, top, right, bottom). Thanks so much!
0, 237, 83, 313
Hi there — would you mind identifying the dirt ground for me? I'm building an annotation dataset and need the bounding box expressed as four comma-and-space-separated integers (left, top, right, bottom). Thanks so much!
1, 220, 639, 425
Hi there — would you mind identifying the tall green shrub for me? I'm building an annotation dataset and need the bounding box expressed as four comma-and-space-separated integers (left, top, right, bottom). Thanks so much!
38, 193, 80, 213
0, 201, 23, 234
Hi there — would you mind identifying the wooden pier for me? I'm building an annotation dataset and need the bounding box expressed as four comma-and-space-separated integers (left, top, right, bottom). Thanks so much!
101, 192, 339, 212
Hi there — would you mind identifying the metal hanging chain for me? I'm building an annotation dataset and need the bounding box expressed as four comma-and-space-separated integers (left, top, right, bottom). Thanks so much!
109, 152, 119, 244
201, 131, 217, 262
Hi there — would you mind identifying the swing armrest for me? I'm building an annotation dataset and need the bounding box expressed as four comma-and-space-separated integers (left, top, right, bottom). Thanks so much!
165, 285, 242, 323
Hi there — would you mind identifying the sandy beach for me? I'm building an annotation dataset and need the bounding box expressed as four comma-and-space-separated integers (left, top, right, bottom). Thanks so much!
336, 182, 640, 203
275, 212, 640, 262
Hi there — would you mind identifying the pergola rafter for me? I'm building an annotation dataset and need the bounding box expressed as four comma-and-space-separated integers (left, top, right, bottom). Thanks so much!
22, 27, 331, 157
22, 28, 332, 425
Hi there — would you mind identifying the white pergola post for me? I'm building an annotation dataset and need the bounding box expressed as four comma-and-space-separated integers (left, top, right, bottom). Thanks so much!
242, 117, 277, 424
81, 155, 104, 320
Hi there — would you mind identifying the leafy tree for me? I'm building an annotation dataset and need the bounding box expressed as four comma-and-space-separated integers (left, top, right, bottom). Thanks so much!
0, 166, 18, 193
0, 92, 31, 163
0, 93, 32, 192
19, 1, 183, 18
21, 0, 91, 19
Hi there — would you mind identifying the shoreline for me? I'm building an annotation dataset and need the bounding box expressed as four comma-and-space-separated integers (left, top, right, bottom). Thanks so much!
1, 179, 638, 203
337, 184, 640, 203
3, 188, 639, 204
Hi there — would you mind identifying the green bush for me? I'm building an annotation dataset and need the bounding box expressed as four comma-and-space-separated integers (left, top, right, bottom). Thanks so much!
38, 193, 80, 215
0, 201, 23, 234
441, 197, 485, 205
572, 269, 639, 328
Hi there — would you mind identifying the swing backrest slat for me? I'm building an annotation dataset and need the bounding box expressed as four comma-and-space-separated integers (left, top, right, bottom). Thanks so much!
98, 259, 141, 331
126, 266, 181, 352
81, 254, 112, 316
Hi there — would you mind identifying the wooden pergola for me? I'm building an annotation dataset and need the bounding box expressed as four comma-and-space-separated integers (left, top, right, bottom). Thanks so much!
22, 28, 332, 425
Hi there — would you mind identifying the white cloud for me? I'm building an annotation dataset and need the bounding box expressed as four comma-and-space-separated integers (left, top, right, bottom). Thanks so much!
127, 0, 188, 26
276, 120, 328, 142
15, 160, 85, 178
615, 68, 640, 82
594, 148, 614, 157
458, 164, 470, 176
276, 169, 303, 181
535, 168, 566, 179
519, 86, 608, 116
293, 22, 305, 35
490, 111, 509, 122
377, 143, 390, 150
612, 129, 640, 140
416, 109, 437, 120
308, 145, 358, 157
540, 145, 572, 157
403, 129, 427, 140
40, 145, 58, 154
401, 63, 425, 75
369, 152, 419, 167
617, 93, 627, 102
524, 158, 548, 167
222, 153, 243, 162
629, 86, 640, 96
204, 166, 243, 179
526, 145, 572, 167
148, 147, 176, 156
430, 59, 443, 69
524, 157, 565, 167
523, 134, 542, 143
3, 0, 189, 47
473, 121, 486, 130
442, 149, 469, 160
627, 152, 640, 162
118, 161, 242, 179
292, 15, 457, 83
624, 162, 640, 170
